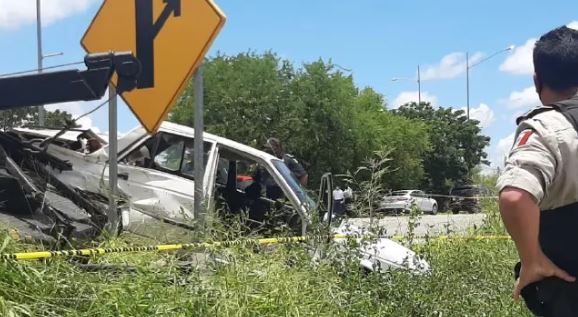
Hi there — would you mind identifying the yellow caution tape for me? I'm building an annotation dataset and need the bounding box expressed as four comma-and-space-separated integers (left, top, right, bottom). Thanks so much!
431, 235, 511, 241
0, 234, 511, 261
1, 235, 341, 261
387, 235, 511, 241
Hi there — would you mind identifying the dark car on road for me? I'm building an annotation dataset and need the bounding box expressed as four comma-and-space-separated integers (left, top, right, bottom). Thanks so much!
449, 185, 492, 214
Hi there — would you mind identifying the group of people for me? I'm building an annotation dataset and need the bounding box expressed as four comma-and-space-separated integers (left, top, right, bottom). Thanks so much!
330, 186, 353, 218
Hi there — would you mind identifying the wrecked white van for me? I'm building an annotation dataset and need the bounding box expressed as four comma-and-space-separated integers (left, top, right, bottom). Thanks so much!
6, 122, 430, 274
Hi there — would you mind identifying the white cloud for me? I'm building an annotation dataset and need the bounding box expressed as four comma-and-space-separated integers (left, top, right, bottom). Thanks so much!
485, 133, 516, 170
421, 52, 484, 80
45, 96, 107, 132
392, 91, 438, 109
460, 103, 495, 128
498, 21, 578, 75
76, 116, 101, 134
494, 133, 515, 167
0, 0, 97, 30
499, 38, 536, 75
502, 86, 540, 109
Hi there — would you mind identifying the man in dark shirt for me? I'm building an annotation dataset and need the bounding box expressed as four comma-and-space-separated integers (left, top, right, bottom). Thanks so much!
264, 138, 308, 186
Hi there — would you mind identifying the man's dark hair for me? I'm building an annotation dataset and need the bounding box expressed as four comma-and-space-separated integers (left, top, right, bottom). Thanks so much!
264, 137, 283, 157
534, 26, 578, 91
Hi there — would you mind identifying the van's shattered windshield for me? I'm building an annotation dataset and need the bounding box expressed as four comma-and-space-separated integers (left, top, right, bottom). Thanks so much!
273, 159, 315, 210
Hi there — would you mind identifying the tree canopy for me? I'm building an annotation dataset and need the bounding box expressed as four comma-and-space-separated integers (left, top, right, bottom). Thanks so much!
394, 102, 491, 193
170, 52, 489, 193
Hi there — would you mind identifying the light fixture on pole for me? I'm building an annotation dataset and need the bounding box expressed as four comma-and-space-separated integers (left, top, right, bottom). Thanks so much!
466, 45, 514, 119
392, 64, 422, 104
43, 52, 64, 59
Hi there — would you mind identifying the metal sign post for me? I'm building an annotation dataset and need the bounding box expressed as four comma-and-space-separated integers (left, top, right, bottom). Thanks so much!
108, 84, 119, 235
193, 64, 204, 226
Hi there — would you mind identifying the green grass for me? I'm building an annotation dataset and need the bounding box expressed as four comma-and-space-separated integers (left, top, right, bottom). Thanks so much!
0, 205, 531, 317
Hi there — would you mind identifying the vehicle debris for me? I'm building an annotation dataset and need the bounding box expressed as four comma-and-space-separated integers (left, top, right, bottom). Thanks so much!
0, 128, 108, 244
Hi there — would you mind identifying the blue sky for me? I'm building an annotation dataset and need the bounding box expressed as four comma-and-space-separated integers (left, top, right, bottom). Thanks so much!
1, 0, 577, 171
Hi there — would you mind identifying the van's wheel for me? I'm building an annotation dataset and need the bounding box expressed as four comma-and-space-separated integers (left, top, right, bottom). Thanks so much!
431, 204, 438, 215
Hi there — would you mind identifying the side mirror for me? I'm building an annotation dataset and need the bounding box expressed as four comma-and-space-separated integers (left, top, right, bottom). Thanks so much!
317, 172, 334, 226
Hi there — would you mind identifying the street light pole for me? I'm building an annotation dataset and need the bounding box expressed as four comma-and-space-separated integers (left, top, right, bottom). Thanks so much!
466, 52, 470, 119
36, 0, 45, 126
466, 46, 514, 120
417, 65, 421, 105
392, 64, 422, 104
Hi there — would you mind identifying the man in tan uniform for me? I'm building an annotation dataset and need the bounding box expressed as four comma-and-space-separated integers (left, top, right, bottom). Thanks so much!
498, 26, 578, 316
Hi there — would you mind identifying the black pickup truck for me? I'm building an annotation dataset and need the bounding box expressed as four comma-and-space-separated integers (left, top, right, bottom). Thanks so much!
449, 185, 492, 214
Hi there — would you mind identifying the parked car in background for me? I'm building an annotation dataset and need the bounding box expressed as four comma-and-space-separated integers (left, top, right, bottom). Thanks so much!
449, 185, 492, 214
379, 190, 438, 214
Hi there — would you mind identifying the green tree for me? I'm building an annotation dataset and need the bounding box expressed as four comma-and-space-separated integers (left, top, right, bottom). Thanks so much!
170, 52, 294, 147
350, 88, 430, 190
394, 102, 490, 193
169, 52, 451, 192
0, 108, 78, 130
170, 53, 363, 185
282, 59, 359, 183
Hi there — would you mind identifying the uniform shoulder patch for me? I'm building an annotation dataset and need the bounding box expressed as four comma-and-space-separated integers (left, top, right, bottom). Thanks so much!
518, 130, 533, 146
512, 129, 536, 149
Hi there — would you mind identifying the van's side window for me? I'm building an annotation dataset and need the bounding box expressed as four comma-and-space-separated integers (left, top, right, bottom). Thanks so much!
121, 133, 212, 179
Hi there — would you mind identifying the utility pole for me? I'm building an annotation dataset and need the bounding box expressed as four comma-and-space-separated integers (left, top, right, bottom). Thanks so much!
36, 0, 46, 126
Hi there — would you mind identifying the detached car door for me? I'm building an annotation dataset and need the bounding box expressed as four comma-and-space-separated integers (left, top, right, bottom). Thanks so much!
113, 132, 216, 230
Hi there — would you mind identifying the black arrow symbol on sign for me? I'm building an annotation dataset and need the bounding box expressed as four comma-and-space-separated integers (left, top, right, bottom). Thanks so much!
153, 0, 181, 36
136, 0, 182, 89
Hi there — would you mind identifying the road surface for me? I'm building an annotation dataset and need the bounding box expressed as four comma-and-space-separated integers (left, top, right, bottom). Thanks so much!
344, 213, 487, 237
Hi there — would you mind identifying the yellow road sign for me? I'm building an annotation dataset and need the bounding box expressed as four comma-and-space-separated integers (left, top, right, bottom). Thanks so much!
82, 0, 226, 133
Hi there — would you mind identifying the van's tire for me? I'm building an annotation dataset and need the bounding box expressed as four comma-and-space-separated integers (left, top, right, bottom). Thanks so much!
431, 204, 438, 215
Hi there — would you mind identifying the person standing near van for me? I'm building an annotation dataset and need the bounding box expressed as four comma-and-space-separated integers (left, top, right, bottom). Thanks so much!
263, 138, 308, 187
